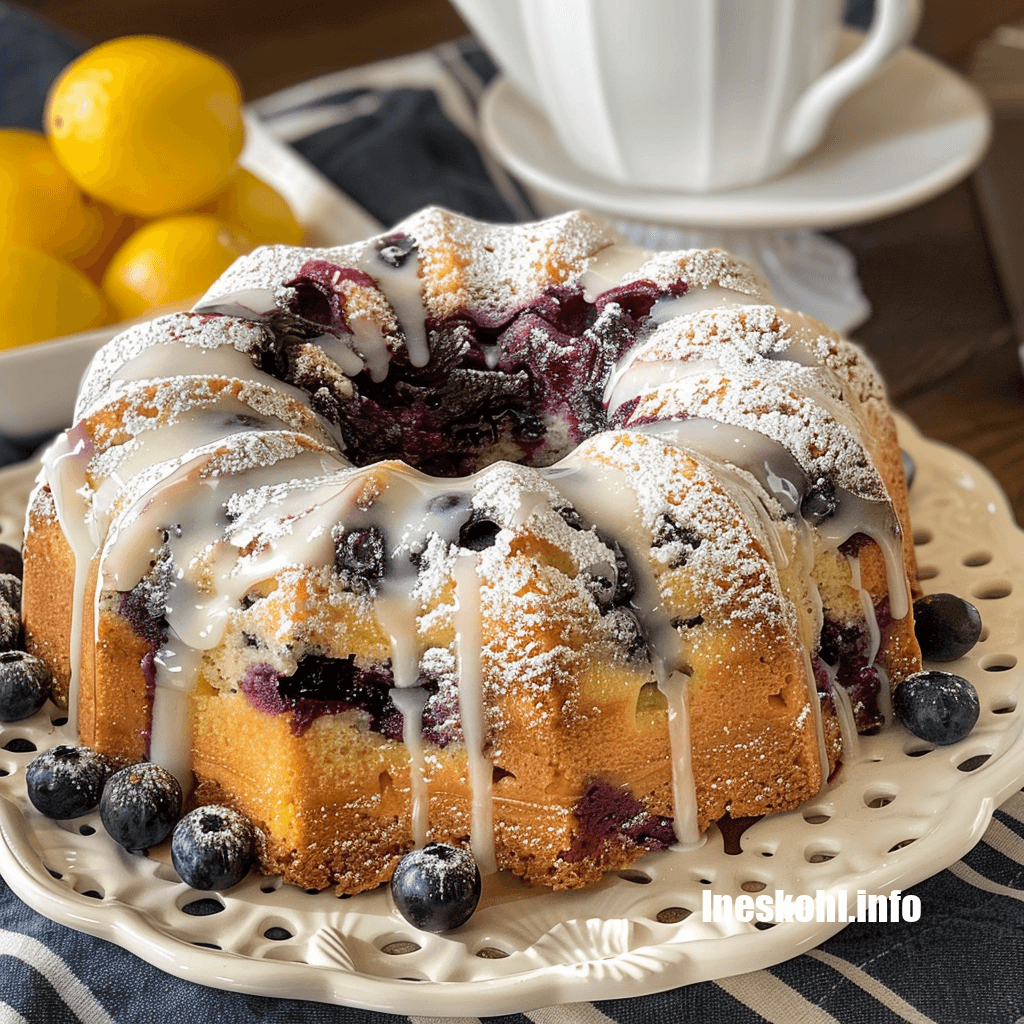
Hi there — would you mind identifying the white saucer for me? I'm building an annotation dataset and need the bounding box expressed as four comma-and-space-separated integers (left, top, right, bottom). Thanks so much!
480, 37, 992, 231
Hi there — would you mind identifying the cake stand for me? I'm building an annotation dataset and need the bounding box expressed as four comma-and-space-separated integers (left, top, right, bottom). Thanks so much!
479, 35, 992, 333
2, 416, 1024, 1014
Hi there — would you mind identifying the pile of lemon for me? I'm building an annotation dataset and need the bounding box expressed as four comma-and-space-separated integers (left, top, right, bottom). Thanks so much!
1, 36, 303, 350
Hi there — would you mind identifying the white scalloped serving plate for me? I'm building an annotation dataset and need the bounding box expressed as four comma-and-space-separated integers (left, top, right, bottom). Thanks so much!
1, 414, 1022, 1014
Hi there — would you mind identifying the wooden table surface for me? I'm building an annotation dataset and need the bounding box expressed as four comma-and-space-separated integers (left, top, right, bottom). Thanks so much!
25, 0, 1024, 525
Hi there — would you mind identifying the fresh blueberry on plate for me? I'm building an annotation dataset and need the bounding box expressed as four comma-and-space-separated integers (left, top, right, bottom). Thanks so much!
0, 600, 19, 652
100, 762, 182, 852
0, 650, 51, 722
390, 842, 481, 932
913, 593, 982, 662
901, 449, 916, 490
0, 573, 21, 612
171, 805, 256, 890
25, 745, 116, 819
894, 670, 980, 745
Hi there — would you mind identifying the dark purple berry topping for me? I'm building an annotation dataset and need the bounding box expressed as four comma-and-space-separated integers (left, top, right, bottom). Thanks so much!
0, 650, 52, 722
458, 516, 501, 551
818, 616, 884, 731
913, 593, 982, 662
171, 805, 256, 891
377, 233, 417, 268
99, 762, 183, 852
25, 745, 116, 819
334, 526, 387, 592
390, 842, 481, 933
802, 477, 838, 523
239, 663, 289, 716
894, 670, 979, 745
562, 780, 676, 863
285, 261, 379, 335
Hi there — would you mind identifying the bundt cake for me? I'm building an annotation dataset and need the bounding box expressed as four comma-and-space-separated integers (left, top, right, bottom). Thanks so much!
21, 208, 921, 893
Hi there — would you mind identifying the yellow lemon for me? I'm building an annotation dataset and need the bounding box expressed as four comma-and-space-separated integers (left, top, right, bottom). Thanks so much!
101, 215, 252, 320
198, 168, 304, 246
64, 200, 140, 281
0, 246, 111, 350
0, 129, 91, 253
46, 36, 245, 217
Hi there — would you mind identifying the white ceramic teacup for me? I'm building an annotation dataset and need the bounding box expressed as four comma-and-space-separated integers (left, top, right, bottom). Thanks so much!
455, 0, 921, 193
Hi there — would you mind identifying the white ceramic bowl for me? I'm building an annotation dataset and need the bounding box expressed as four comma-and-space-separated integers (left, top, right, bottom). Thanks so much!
0, 114, 380, 440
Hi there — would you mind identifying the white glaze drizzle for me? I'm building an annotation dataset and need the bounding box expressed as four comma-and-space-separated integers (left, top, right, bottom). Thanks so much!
657, 670, 701, 848
39, 426, 96, 732
453, 552, 496, 874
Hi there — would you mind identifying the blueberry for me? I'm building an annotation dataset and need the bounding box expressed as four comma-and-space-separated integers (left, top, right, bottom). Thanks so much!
913, 593, 982, 662
893, 670, 980, 745
595, 532, 635, 605
171, 805, 257, 891
377, 232, 416, 268
25, 745, 116, 819
901, 449, 916, 490
557, 506, 586, 531
801, 477, 838, 523
0, 573, 21, 612
0, 600, 18, 652
606, 608, 650, 662
580, 570, 615, 608
0, 543, 22, 580
100, 762, 182, 852
0, 651, 51, 722
651, 513, 701, 567
458, 516, 501, 551
334, 526, 387, 591
390, 842, 481, 932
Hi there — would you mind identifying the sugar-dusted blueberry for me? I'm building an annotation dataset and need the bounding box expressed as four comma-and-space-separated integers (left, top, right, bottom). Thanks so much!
100, 762, 183, 852
0, 573, 21, 612
556, 506, 586, 531
334, 525, 387, 591
901, 449, 916, 490
390, 842, 481, 933
913, 593, 982, 662
601, 535, 636, 605
580, 569, 615, 608
606, 608, 649, 662
376, 232, 416, 268
893, 670, 980, 745
801, 477, 838, 523
26, 745, 116, 819
0, 543, 22, 580
171, 805, 257, 891
0, 599, 19, 652
0, 651, 51, 722
458, 516, 501, 551
651, 513, 701, 567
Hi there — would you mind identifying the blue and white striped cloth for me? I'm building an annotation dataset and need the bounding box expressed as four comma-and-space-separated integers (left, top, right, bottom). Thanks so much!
2, 5, 1024, 1021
